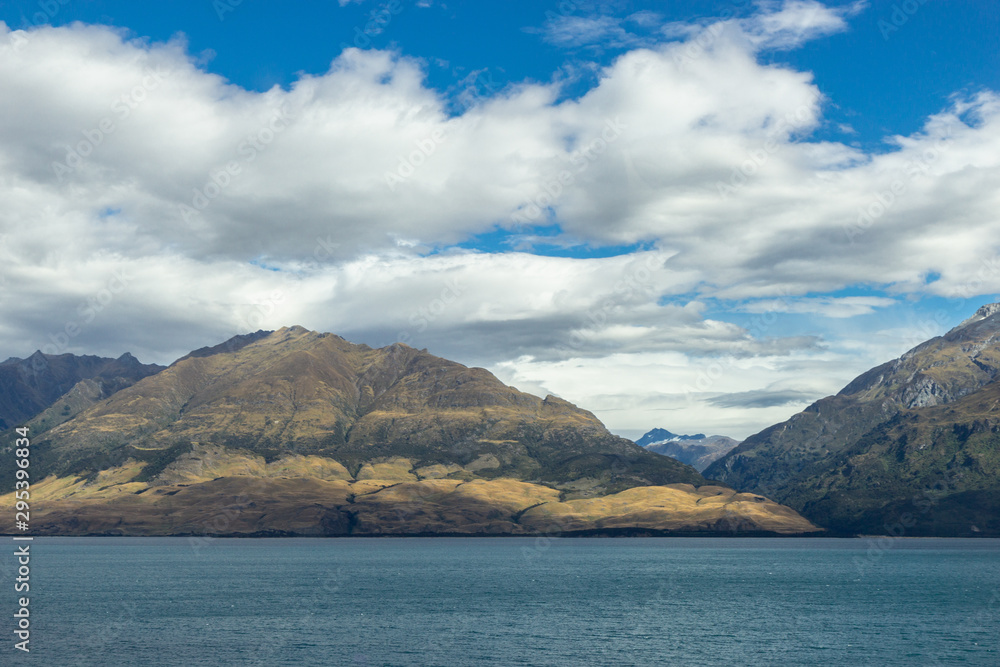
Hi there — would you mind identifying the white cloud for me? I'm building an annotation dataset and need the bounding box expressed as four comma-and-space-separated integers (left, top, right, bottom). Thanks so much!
736, 296, 897, 318
742, 0, 866, 49
527, 14, 651, 50
1, 1, 998, 440
491, 347, 856, 440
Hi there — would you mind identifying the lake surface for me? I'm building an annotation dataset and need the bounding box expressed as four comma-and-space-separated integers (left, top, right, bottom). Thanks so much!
9, 537, 999, 665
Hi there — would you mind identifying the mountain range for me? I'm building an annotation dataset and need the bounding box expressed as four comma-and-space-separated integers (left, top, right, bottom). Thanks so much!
6, 303, 1000, 538
637, 429, 740, 471
0, 327, 815, 536
0, 351, 163, 431
705, 303, 1000, 536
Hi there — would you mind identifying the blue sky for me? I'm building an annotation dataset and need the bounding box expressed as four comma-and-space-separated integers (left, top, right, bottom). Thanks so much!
6, 0, 997, 148
1, 0, 998, 438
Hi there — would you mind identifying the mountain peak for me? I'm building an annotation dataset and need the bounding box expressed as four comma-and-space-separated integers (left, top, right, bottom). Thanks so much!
33, 329, 713, 501
638, 428, 740, 471
975, 302, 1000, 317
949, 302, 1000, 333
176, 330, 273, 363
636, 428, 716, 446
635, 428, 678, 447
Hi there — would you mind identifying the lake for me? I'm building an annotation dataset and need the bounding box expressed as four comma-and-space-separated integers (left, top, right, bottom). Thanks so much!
12, 537, 1000, 665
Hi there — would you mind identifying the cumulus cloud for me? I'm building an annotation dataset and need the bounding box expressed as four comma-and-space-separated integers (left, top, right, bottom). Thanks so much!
1, 0, 998, 439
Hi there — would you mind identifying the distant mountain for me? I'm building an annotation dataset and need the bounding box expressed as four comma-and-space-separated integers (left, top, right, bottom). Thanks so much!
0, 351, 164, 430
0, 327, 817, 536
636, 428, 697, 446
638, 429, 740, 472
706, 303, 1000, 537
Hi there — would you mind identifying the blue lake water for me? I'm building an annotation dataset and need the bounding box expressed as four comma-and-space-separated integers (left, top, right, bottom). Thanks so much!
9, 537, 1000, 665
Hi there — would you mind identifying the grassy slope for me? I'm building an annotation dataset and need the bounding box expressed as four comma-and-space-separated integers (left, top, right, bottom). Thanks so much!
21, 327, 704, 495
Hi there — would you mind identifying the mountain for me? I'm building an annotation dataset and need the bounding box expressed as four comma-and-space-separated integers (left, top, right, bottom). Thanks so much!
0, 351, 164, 430
638, 429, 740, 472
0, 327, 817, 536
636, 428, 685, 446
705, 303, 1000, 536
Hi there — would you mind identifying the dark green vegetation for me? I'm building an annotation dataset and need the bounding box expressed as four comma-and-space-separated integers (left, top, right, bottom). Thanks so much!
706, 304, 1000, 536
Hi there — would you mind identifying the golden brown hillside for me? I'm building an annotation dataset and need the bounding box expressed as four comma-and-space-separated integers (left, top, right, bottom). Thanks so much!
0, 455, 818, 536
28, 326, 707, 495
0, 327, 820, 536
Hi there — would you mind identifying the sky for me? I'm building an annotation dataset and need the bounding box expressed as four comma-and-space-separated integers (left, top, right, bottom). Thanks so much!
0, 0, 998, 441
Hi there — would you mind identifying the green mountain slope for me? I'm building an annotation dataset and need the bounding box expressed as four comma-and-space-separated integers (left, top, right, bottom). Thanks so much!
705, 304, 1000, 536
